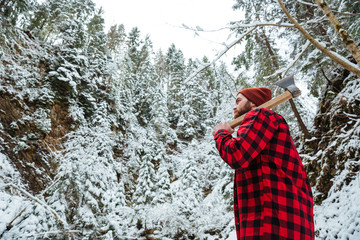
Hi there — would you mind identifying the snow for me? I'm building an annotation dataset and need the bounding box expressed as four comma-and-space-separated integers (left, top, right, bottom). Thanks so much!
227, 231, 238, 240
329, 50, 360, 73
314, 168, 360, 239
1, 0, 360, 239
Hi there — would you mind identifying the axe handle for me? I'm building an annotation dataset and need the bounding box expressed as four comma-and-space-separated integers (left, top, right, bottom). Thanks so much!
228, 90, 293, 129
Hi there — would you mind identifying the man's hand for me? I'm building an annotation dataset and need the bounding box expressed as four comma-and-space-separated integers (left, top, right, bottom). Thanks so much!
213, 121, 234, 135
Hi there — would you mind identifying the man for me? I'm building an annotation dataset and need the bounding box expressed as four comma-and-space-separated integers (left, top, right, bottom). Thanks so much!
213, 87, 314, 240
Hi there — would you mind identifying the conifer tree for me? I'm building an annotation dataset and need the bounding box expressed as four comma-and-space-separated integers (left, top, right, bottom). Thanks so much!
107, 24, 126, 54
153, 156, 172, 205
131, 130, 158, 208
164, 44, 186, 129
45, 122, 127, 236
123, 27, 157, 126
176, 57, 218, 139
28, 0, 95, 43
0, 0, 36, 26
150, 82, 175, 143
154, 50, 167, 81
232, 0, 284, 86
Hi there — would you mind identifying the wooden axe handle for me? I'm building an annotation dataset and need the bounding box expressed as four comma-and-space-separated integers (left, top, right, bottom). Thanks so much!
229, 90, 293, 128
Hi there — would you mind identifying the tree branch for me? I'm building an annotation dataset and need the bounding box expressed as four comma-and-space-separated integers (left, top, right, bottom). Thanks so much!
0, 207, 27, 238
24, 230, 81, 238
231, 22, 296, 29
283, 40, 312, 77
296, 0, 360, 16
185, 21, 297, 83
23, 230, 146, 239
224, 70, 240, 99
7, 184, 67, 228
277, 0, 360, 77
181, 22, 296, 33
184, 26, 258, 83
314, 0, 360, 67
184, 21, 298, 82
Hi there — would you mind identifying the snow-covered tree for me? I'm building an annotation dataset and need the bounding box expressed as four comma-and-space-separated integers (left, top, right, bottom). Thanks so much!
164, 44, 186, 129
1, 0, 360, 239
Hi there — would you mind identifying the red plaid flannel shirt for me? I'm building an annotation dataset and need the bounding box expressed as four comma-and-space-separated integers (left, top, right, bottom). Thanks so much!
214, 108, 314, 240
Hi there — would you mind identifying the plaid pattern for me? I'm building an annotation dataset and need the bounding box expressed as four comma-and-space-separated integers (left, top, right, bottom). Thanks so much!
214, 108, 314, 240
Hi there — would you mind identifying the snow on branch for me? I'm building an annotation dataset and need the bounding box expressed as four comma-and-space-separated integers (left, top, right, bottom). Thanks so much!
23, 230, 81, 238
181, 23, 228, 33
296, 0, 317, 7
296, 0, 360, 16
7, 184, 67, 228
314, 0, 360, 66
277, 0, 360, 77
230, 22, 296, 29
23, 231, 147, 239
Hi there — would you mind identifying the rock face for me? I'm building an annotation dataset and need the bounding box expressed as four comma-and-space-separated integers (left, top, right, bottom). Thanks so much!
0, 28, 77, 194
0, 89, 74, 194
300, 67, 360, 205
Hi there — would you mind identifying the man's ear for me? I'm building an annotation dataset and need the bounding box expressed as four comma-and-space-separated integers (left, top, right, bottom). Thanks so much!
250, 102, 256, 109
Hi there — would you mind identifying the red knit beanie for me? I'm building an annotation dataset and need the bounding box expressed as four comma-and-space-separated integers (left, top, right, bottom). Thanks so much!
237, 87, 272, 106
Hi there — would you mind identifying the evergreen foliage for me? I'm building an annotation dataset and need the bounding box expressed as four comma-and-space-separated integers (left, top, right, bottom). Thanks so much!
0, 0, 359, 239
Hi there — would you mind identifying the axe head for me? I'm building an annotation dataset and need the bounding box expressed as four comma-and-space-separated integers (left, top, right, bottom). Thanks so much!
275, 75, 301, 98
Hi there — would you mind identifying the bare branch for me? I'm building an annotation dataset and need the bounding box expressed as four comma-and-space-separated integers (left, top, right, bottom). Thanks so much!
224, 70, 239, 99
184, 26, 258, 83
0, 207, 27, 238
8, 208, 26, 226
296, 0, 317, 7
283, 40, 312, 77
179, 21, 295, 34
264, 41, 312, 80
277, 0, 360, 77
184, 21, 298, 83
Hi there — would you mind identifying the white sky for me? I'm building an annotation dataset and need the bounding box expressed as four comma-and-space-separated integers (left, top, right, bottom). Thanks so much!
92, 0, 242, 61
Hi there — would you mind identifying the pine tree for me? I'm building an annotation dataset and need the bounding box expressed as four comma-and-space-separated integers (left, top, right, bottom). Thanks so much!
164, 44, 186, 129
176, 57, 218, 139
107, 24, 126, 54
151, 139, 173, 206
232, 0, 284, 86
132, 151, 157, 206
28, 0, 95, 43
131, 130, 158, 209
123, 27, 157, 126
45, 121, 128, 236
150, 82, 175, 143
0, 0, 36, 26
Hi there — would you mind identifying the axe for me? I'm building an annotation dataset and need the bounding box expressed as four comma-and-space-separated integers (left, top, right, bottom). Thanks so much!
218, 75, 301, 131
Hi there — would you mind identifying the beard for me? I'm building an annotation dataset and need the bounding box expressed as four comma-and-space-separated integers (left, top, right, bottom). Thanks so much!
234, 101, 253, 119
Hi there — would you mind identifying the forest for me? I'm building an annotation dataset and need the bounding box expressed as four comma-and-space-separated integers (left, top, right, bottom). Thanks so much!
0, 0, 359, 239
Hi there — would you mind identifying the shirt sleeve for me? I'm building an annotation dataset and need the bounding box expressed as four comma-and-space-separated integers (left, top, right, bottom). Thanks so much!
214, 108, 279, 169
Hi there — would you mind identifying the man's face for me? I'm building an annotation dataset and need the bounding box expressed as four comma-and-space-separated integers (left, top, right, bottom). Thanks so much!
233, 93, 255, 119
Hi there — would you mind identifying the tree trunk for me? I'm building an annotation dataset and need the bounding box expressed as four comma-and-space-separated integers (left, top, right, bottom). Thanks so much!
277, 0, 360, 77
314, 0, 360, 67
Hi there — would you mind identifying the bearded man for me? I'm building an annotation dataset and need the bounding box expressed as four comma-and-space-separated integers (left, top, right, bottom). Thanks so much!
213, 87, 314, 240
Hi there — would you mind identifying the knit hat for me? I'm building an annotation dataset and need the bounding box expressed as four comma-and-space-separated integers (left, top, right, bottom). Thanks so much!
237, 87, 272, 106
